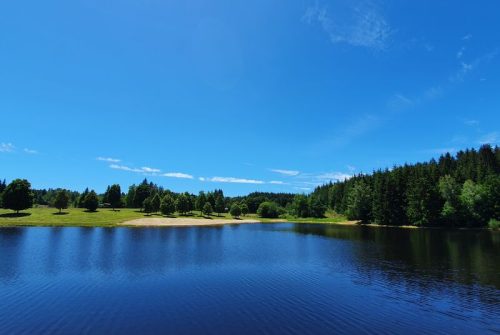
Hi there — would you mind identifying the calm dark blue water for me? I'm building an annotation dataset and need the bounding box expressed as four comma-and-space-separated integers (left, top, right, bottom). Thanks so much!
0, 223, 499, 334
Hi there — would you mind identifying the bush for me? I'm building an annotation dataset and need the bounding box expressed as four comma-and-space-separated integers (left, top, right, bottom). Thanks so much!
257, 201, 280, 218
489, 219, 500, 230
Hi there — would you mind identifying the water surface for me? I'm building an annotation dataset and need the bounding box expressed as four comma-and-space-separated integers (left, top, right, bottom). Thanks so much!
0, 223, 499, 334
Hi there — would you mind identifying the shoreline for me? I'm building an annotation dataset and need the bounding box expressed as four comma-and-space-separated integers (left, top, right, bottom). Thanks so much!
0, 208, 495, 230
119, 217, 260, 227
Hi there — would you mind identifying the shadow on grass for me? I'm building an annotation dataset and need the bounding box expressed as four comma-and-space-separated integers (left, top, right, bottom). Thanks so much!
83, 210, 99, 213
0, 212, 32, 218
52, 212, 69, 215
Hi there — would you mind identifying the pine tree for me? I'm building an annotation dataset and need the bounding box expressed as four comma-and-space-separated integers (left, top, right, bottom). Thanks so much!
107, 184, 122, 210
84, 191, 99, 212
195, 191, 207, 214
53, 189, 69, 213
215, 195, 225, 216
151, 194, 161, 213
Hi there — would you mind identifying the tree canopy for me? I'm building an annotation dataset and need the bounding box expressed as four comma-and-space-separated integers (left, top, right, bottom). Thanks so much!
53, 189, 70, 213
2, 179, 34, 213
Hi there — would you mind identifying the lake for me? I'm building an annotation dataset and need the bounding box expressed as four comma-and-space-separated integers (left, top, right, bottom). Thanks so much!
0, 223, 499, 334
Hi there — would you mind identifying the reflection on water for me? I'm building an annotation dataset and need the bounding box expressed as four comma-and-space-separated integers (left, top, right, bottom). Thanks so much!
0, 224, 498, 335
292, 224, 500, 287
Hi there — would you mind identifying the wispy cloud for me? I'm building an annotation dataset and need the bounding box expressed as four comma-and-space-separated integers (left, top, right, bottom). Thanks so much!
462, 33, 472, 41
203, 176, 265, 184
97, 157, 121, 163
270, 169, 300, 176
303, 1, 392, 51
0, 143, 15, 153
269, 181, 288, 185
161, 172, 194, 179
387, 94, 414, 111
109, 164, 144, 173
463, 119, 479, 127
109, 164, 193, 178
109, 164, 161, 174
141, 166, 161, 173
478, 132, 499, 145
23, 148, 38, 154
315, 172, 352, 181
450, 49, 499, 83
294, 187, 312, 192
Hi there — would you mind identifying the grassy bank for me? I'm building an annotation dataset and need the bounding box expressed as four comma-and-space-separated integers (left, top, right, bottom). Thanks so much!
0, 207, 350, 227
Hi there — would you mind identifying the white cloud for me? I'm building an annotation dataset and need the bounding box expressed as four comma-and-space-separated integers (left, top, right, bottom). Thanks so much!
270, 181, 287, 185
141, 166, 161, 173
478, 132, 499, 145
97, 157, 121, 163
24, 148, 38, 154
205, 176, 265, 184
109, 164, 143, 173
0, 143, 15, 152
315, 172, 352, 181
303, 2, 392, 50
161, 172, 194, 179
462, 34, 472, 41
270, 169, 300, 176
294, 187, 312, 192
109, 164, 193, 178
199, 177, 206, 181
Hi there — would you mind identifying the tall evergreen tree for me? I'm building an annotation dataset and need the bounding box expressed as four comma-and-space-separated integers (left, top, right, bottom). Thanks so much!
195, 191, 207, 213
107, 184, 122, 210
215, 195, 225, 216
346, 180, 372, 222
406, 176, 441, 226
84, 190, 99, 212
53, 189, 70, 213
151, 194, 161, 213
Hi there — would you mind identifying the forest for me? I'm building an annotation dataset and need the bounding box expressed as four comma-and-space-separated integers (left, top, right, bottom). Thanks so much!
1, 145, 499, 227
312, 144, 500, 228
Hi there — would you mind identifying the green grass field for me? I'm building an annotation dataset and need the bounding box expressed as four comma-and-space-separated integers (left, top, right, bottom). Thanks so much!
0, 207, 348, 227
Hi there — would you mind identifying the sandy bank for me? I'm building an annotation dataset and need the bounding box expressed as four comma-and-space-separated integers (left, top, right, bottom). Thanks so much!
120, 217, 259, 227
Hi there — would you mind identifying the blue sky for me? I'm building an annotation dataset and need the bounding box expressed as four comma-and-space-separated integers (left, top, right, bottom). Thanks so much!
1, 0, 499, 195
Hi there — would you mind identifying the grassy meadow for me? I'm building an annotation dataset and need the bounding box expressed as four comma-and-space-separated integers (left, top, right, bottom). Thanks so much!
0, 207, 348, 227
